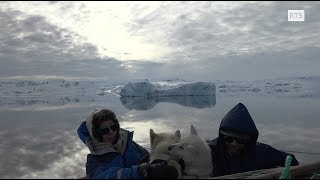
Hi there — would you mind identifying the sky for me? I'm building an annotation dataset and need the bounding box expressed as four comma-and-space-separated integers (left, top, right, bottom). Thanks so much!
1, 1, 320, 82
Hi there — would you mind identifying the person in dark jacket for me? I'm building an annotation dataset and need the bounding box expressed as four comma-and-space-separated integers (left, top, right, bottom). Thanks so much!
77, 108, 178, 179
208, 103, 299, 177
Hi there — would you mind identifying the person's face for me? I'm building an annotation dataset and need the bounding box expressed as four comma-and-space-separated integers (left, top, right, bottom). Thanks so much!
221, 132, 251, 157
99, 120, 119, 143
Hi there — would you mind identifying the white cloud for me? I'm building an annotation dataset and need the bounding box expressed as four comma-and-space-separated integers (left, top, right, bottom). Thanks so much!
0, 1, 171, 61
0, 1, 320, 81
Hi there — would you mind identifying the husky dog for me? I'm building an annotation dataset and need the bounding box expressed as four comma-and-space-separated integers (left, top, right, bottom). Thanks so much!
168, 125, 213, 178
150, 129, 183, 178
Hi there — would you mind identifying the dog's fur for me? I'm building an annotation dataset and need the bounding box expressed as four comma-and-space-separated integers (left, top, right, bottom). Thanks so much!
168, 125, 213, 178
150, 129, 183, 178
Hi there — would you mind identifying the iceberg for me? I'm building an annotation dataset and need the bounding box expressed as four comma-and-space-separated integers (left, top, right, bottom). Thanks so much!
120, 81, 216, 97
119, 81, 216, 110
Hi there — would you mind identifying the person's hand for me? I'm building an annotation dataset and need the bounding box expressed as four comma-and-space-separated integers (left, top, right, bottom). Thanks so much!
138, 161, 178, 179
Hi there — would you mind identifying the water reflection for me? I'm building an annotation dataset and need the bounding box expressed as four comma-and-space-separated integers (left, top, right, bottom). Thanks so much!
120, 95, 216, 110
0, 94, 320, 179
0, 95, 122, 112
0, 109, 90, 179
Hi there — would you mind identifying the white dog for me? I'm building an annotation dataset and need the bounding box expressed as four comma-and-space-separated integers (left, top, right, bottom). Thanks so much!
168, 125, 213, 179
149, 129, 183, 178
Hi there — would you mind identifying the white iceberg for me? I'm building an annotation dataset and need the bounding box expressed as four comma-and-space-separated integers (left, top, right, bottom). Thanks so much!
120, 81, 216, 97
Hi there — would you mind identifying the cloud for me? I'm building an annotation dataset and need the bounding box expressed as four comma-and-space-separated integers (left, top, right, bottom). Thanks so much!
120, 46, 320, 81
126, 2, 320, 61
120, 1, 320, 80
1, 1, 320, 81
0, 9, 133, 81
0, 10, 98, 62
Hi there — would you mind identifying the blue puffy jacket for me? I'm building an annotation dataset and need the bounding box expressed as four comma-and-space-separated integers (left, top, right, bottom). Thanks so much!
77, 121, 149, 179
208, 103, 299, 177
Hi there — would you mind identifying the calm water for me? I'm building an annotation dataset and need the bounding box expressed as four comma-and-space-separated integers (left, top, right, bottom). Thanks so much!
0, 93, 320, 178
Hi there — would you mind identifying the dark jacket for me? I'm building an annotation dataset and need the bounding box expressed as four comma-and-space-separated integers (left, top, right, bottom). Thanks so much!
77, 121, 149, 179
208, 103, 299, 177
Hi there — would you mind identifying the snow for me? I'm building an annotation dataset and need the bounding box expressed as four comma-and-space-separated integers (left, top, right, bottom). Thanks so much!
214, 76, 320, 97
0, 76, 319, 110
0, 77, 319, 99
0, 79, 111, 111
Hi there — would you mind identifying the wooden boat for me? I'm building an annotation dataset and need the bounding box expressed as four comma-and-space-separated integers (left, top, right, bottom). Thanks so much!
78, 160, 320, 179
209, 161, 320, 179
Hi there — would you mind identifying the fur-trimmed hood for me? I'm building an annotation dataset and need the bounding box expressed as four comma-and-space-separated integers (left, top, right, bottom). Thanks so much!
86, 108, 100, 140
78, 109, 129, 155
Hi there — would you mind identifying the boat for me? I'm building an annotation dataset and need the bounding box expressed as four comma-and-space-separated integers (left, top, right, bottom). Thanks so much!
209, 160, 320, 179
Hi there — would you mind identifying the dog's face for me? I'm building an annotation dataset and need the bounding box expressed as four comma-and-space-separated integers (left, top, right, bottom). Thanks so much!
168, 125, 213, 177
150, 129, 181, 154
168, 125, 204, 164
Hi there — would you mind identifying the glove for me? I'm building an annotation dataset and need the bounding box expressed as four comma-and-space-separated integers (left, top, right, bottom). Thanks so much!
150, 159, 166, 164
138, 161, 178, 179
138, 154, 150, 164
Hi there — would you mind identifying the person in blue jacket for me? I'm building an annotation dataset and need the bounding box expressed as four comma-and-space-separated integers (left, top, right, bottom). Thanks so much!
77, 108, 178, 179
208, 103, 299, 177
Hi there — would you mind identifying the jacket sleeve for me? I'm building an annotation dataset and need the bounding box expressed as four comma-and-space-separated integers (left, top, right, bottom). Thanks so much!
86, 153, 141, 179
132, 141, 150, 159
265, 145, 299, 167
77, 121, 90, 145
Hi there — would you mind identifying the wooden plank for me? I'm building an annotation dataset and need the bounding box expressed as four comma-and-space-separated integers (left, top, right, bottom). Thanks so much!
249, 161, 320, 179
209, 161, 320, 179
209, 167, 283, 179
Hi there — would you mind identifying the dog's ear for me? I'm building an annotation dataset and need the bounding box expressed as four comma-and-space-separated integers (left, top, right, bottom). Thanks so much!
175, 130, 181, 139
191, 124, 198, 135
150, 129, 157, 142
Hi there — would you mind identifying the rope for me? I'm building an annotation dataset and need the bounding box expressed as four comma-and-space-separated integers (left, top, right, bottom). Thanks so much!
283, 150, 320, 156
279, 155, 293, 179
311, 172, 320, 179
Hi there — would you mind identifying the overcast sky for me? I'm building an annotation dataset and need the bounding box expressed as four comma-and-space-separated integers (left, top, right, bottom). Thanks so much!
1, 1, 320, 81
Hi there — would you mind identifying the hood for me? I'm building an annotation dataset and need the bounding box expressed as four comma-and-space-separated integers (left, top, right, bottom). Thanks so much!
77, 120, 133, 155
219, 103, 259, 143
86, 108, 101, 140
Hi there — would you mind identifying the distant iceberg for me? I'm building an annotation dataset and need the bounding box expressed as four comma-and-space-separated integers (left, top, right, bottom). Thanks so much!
120, 81, 216, 97
119, 81, 216, 110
